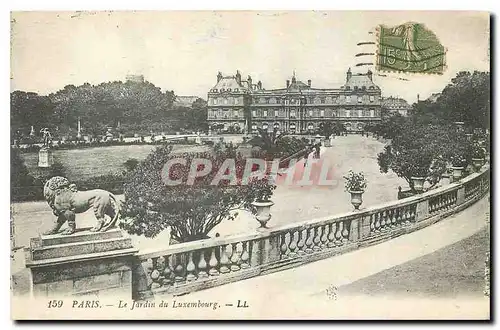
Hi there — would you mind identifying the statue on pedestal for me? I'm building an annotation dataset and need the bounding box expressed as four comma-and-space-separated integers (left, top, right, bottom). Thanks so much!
42, 176, 120, 235
40, 127, 52, 148
38, 128, 54, 167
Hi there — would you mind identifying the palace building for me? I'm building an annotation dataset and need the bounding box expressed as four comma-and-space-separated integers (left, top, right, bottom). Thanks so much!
207, 68, 382, 134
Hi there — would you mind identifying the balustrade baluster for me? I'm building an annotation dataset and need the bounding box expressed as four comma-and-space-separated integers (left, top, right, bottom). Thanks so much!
313, 226, 322, 251
186, 252, 197, 282
150, 257, 162, 289
208, 248, 219, 276
380, 211, 386, 231
342, 220, 349, 241
327, 223, 336, 247
399, 207, 406, 224
395, 208, 401, 226
197, 251, 208, 278
405, 206, 411, 225
374, 213, 381, 233
305, 228, 314, 253
288, 231, 298, 258
230, 243, 241, 271
369, 215, 375, 234
219, 245, 231, 274
320, 225, 329, 248
240, 242, 250, 269
390, 209, 397, 228
280, 232, 289, 259
335, 221, 343, 246
174, 259, 185, 283
163, 255, 173, 286
297, 229, 306, 255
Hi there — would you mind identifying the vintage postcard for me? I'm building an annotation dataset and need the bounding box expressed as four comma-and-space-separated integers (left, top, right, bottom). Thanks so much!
10, 11, 490, 320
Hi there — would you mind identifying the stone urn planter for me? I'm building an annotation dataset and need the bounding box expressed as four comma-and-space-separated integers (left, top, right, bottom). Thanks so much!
251, 200, 274, 228
471, 158, 485, 172
451, 166, 464, 181
411, 176, 425, 193
348, 190, 364, 210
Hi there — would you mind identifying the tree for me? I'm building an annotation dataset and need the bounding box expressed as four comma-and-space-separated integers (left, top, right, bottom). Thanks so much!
11, 91, 54, 142
11, 148, 36, 201
377, 122, 451, 192
120, 145, 276, 243
318, 122, 334, 137
414, 71, 490, 130
248, 128, 288, 158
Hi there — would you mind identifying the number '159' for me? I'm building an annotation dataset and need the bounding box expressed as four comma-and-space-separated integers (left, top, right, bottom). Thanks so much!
48, 300, 63, 308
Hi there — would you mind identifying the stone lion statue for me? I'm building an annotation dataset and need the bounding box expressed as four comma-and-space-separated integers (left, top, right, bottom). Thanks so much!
43, 176, 120, 235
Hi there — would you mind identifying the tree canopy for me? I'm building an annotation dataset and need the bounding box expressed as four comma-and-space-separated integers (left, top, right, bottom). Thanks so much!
413, 71, 490, 130
11, 80, 208, 142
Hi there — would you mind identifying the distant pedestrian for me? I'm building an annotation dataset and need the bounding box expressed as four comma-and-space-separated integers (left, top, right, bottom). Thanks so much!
314, 144, 321, 159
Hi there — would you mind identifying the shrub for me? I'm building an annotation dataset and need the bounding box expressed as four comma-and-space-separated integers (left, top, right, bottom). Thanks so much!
120, 145, 276, 243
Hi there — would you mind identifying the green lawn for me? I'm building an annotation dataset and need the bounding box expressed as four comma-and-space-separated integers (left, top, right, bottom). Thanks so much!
20, 144, 209, 180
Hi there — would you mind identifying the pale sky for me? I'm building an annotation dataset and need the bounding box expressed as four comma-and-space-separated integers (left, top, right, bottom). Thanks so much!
11, 11, 489, 103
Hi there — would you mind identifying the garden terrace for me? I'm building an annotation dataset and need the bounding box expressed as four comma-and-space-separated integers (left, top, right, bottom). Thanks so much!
132, 166, 489, 299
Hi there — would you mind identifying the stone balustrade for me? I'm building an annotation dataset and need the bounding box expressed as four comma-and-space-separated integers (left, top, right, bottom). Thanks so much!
133, 167, 490, 300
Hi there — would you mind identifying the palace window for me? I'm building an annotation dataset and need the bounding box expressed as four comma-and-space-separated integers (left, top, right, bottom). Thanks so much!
346, 110, 351, 117
358, 96, 363, 103
370, 95, 375, 102
320, 110, 325, 117
275, 110, 279, 117
309, 110, 313, 117
321, 98, 325, 104
266, 98, 270, 104
213, 99, 217, 105
263, 110, 268, 117
234, 98, 239, 104
275, 98, 280, 104
290, 110, 296, 117
252, 110, 257, 117
234, 109, 239, 117
346, 95, 351, 102
224, 98, 228, 105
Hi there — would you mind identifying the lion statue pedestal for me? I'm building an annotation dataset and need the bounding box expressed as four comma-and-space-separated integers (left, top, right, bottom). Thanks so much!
24, 176, 138, 298
25, 226, 138, 298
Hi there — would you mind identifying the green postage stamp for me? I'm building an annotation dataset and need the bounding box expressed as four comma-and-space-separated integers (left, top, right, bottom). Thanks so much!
376, 22, 447, 74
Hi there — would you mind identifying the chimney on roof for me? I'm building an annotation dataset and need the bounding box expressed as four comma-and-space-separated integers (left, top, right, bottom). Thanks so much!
257, 81, 262, 90
307, 79, 311, 87
247, 75, 252, 89
217, 71, 223, 83
235, 70, 241, 85
286, 80, 290, 88
367, 69, 373, 81
346, 67, 352, 82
